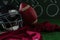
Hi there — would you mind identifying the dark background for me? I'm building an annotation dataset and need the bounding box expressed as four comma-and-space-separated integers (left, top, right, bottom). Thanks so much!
0, 0, 60, 19
0, 0, 60, 40
16, 0, 60, 19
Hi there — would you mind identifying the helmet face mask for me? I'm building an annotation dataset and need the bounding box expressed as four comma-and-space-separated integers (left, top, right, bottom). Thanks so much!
0, 1, 23, 31
0, 9, 23, 31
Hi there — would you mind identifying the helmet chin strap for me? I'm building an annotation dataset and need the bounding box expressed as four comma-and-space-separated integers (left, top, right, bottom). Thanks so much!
2, 23, 19, 31
8, 25, 19, 31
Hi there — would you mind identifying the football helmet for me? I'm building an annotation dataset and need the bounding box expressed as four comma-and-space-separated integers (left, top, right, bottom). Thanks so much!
0, 3, 23, 31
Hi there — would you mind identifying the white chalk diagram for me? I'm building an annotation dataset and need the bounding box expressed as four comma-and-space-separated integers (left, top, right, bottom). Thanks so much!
46, 4, 59, 17
26, 0, 43, 17
26, 0, 59, 17
5, 0, 59, 17
46, 0, 59, 17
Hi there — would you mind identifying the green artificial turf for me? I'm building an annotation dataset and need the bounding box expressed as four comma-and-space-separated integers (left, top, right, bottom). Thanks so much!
38, 18, 60, 40
41, 32, 60, 40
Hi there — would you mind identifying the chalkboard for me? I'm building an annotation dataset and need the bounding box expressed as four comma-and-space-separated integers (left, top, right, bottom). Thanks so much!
0, 0, 60, 19
18, 0, 60, 19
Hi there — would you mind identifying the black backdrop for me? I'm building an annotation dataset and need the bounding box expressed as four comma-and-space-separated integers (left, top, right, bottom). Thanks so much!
0, 0, 60, 19
17, 0, 60, 19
